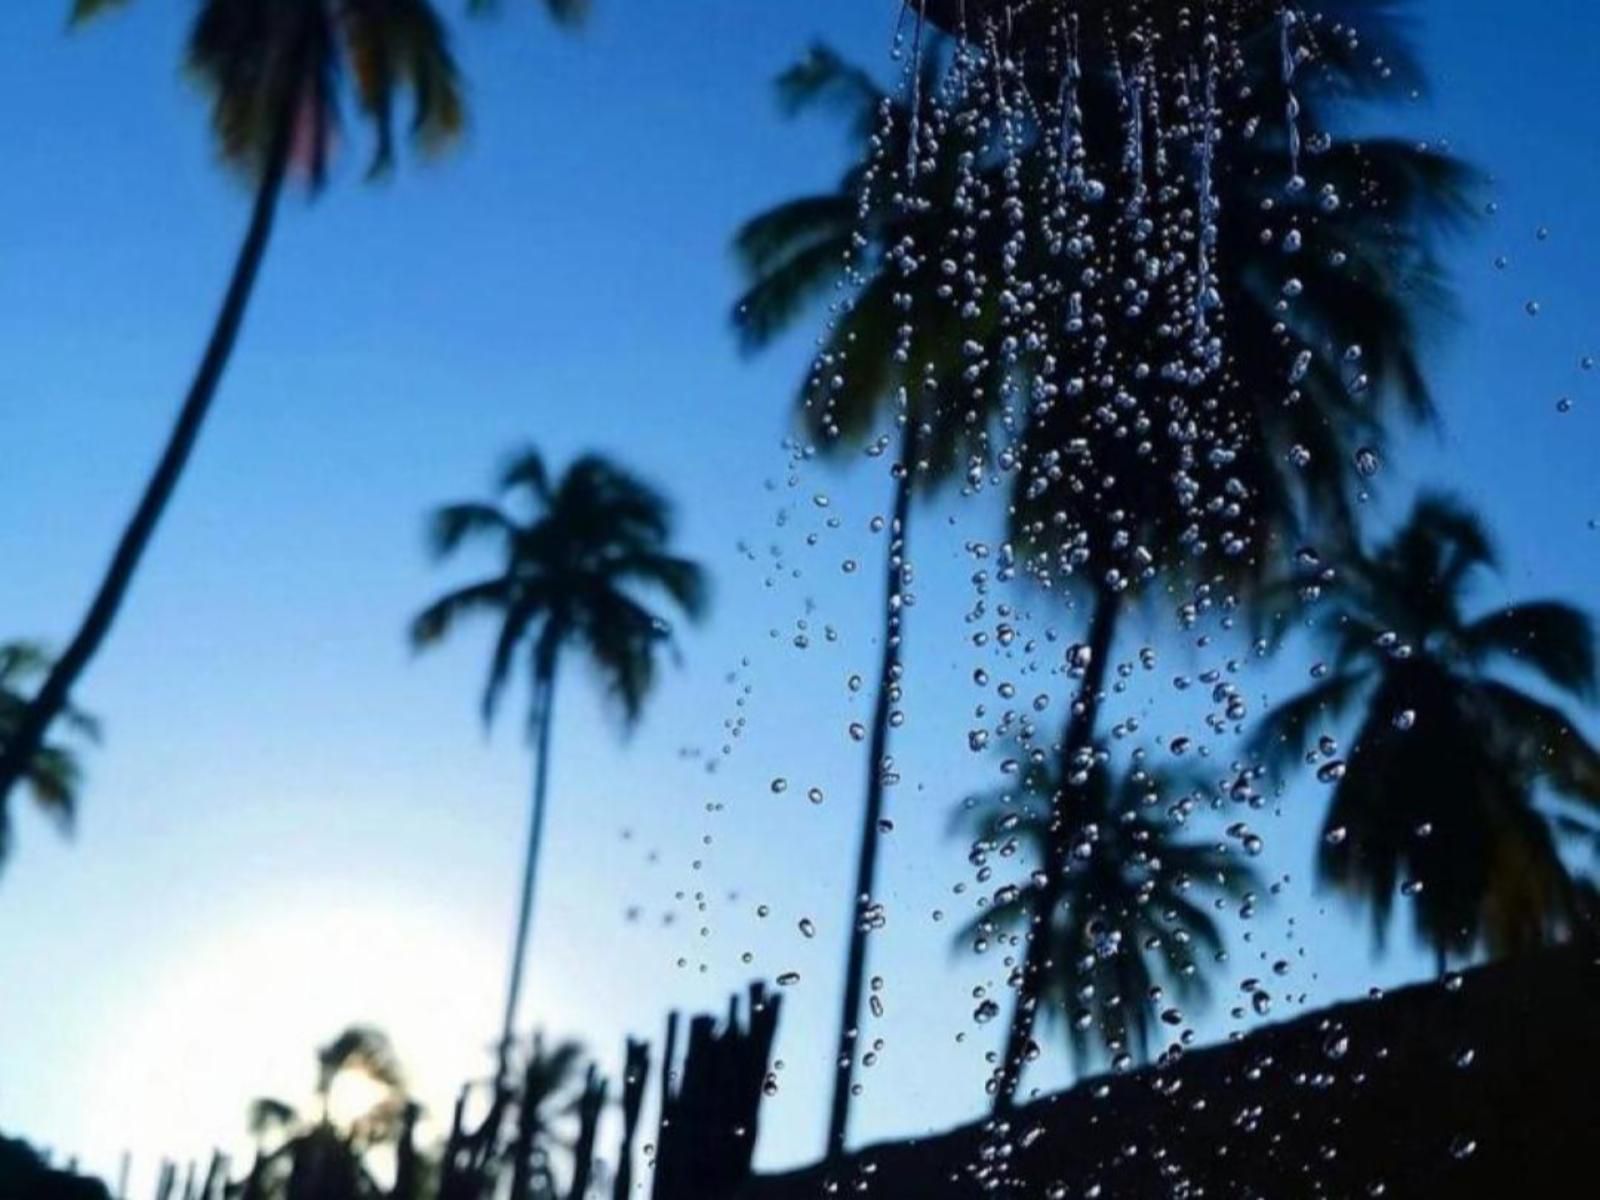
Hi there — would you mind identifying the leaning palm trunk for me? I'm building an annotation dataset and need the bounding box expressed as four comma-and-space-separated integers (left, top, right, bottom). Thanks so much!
0, 98, 296, 812
497, 641, 560, 1087
825, 432, 915, 1160
992, 587, 1120, 1113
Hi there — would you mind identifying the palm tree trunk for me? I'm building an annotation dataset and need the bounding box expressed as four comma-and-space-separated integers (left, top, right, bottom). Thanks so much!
825, 439, 915, 1161
0, 106, 296, 812
992, 585, 1120, 1115
496, 643, 559, 1088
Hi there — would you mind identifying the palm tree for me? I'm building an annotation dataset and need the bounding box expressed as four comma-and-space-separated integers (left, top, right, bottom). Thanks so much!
506, 1035, 586, 1200
0, 641, 99, 866
0, 0, 589, 814
1251, 493, 1600, 970
412, 448, 708, 1085
983, 0, 1476, 1109
242, 1025, 409, 1200
733, 38, 1029, 1158
959, 760, 1258, 1078
0, 0, 462, 811
743, 1, 1472, 1127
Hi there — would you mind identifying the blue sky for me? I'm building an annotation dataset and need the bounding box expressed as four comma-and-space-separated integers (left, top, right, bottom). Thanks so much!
1, 0, 1598, 1192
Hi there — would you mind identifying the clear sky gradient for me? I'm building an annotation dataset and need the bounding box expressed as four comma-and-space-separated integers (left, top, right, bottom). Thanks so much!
2, 0, 1598, 1192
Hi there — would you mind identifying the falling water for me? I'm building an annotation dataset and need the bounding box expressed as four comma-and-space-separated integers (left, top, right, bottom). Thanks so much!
1282, 6, 1303, 188
905, 1, 927, 184
1195, 36, 1219, 342
1123, 54, 1147, 218
1055, 13, 1083, 193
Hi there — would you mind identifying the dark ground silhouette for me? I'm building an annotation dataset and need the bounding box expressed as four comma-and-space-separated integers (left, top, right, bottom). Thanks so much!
0, 1135, 108, 1200
741, 944, 1600, 1199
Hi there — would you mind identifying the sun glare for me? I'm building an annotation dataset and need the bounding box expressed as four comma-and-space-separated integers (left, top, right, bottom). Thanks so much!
73, 887, 510, 1191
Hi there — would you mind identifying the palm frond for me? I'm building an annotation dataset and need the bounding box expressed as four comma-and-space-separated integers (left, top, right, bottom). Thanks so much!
1246, 671, 1370, 773
0, 642, 53, 687
1398, 491, 1500, 590
1463, 602, 1597, 700
318, 1025, 405, 1096
731, 223, 856, 355
559, 455, 674, 547
1, 640, 96, 863
499, 446, 554, 505
732, 194, 858, 278
346, 0, 466, 176
409, 577, 512, 649
579, 587, 664, 726
248, 1097, 299, 1139
775, 44, 884, 139
1477, 681, 1600, 808
69, 0, 129, 25
610, 551, 710, 624
427, 502, 518, 559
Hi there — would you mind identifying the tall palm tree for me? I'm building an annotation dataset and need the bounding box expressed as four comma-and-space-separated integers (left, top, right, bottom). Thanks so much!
0, 0, 462, 810
733, 38, 1028, 1158
984, 0, 1475, 1109
0, 641, 99, 866
0, 0, 588, 814
412, 448, 708, 1085
959, 760, 1258, 1077
743, 2, 1472, 1128
1251, 493, 1600, 969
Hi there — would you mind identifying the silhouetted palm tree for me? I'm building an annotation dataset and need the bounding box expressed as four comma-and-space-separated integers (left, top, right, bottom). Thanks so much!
241, 1025, 409, 1200
0, 0, 469, 815
733, 38, 1028, 1158
1251, 493, 1600, 970
958, 761, 1258, 1076
0, 0, 591, 814
988, 0, 1476, 1109
506, 1035, 585, 1200
412, 449, 708, 1085
745, 3, 1473, 1129
0, 642, 99, 866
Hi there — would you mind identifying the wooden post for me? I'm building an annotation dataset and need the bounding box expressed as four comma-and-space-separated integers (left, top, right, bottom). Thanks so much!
567, 1063, 607, 1200
613, 1038, 650, 1200
651, 983, 783, 1200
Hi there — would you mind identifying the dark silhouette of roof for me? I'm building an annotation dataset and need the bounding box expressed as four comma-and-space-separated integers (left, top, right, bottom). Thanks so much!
743, 945, 1600, 1199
